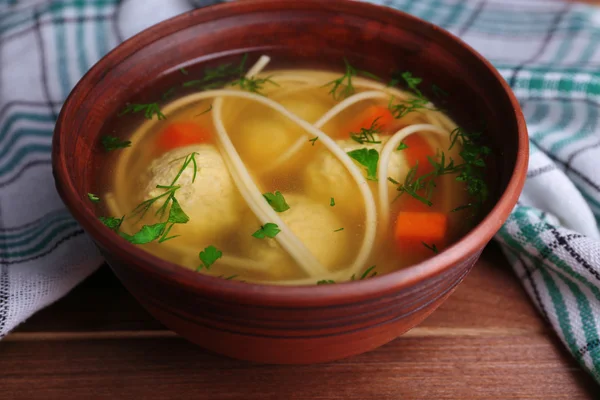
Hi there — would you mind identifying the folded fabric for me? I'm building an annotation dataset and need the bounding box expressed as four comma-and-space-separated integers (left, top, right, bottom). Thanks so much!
1, 0, 599, 385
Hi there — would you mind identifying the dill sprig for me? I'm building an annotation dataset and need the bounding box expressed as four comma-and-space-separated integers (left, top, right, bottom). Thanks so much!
387, 71, 438, 118
230, 75, 279, 95
324, 59, 381, 100
131, 152, 198, 221
182, 54, 248, 89
422, 242, 439, 254
350, 117, 383, 144
118, 103, 166, 120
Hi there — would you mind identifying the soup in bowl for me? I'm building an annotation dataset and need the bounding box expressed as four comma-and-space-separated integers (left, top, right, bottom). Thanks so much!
53, 0, 527, 363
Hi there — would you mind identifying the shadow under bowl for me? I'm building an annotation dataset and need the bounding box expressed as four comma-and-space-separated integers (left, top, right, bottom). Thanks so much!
52, 0, 528, 364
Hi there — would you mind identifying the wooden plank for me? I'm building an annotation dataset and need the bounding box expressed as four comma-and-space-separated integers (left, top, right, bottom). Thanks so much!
1, 334, 597, 399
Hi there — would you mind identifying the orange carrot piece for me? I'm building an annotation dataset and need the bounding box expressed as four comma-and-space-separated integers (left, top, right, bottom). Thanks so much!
156, 122, 211, 151
395, 133, 438, 212
394, 211, 448, 255
340, 105, 393, 137
402, 134, 435, 175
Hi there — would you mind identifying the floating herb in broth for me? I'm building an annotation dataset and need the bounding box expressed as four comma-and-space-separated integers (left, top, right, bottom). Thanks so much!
94, 54, 489, 285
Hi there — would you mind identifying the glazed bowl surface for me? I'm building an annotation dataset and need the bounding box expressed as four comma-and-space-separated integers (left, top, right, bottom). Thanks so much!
52, 0, 528, 364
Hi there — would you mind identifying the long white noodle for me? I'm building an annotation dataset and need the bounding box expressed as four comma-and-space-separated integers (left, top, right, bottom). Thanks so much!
204, 89, 378, 279
377, 124, 449, 230
259, 74, 442, 173
265, 91, 391, 172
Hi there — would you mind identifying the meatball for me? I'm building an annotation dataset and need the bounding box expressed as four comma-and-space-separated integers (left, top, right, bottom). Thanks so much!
142, 144, 243, 242
303, 135, 408, 218
237, 193, 349, 278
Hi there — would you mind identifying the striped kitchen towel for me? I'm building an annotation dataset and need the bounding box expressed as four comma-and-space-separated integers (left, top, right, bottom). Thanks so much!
1, 0, 600, 384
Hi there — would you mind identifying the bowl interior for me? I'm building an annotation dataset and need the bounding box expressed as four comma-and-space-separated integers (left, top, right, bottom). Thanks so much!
53, 0, 526, 303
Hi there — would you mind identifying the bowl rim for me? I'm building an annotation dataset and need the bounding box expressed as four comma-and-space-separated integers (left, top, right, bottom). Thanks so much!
53, 0, 528, 307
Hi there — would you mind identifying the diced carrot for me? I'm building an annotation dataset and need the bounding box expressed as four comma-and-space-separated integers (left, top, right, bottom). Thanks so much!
340, 105, 393, 137
402, 134, 435, 175
396, 133, 438, 212
156, 122, 211, 151
394, 211, 448, 256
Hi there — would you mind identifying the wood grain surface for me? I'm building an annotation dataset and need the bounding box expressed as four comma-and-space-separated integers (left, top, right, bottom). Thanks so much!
2, 243, 598, 399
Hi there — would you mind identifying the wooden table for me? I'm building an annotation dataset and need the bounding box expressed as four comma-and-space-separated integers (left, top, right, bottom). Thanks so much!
2, 243, 598, 399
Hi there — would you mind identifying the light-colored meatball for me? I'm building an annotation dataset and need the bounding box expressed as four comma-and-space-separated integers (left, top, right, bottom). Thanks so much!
303, 135, 408, 218
237, 193, 349, 278
142, 144, 243, 242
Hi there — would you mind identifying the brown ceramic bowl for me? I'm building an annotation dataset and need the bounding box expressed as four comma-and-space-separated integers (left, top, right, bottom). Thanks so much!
52, 0, 528, 364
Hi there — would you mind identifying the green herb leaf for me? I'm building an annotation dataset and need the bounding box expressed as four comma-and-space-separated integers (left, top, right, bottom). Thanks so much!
347, 148, 379, 181
330, 197, 335, 207
324, 59, 380, 100
119, 222, 167, 245
400, 71, 423, 97
101, 135, 131, 152
422, 242, 439, 254
396, 142, 408, 150
252, 223, 281, 239
167, 197, 190, 224
394, 162, 433, 207
351, 265, 378, 281
195, 104, 212, 117
99, 216, 124, 231
198, 245, 223, 271
179, 67, 188, 75
323, 58, 358, 100
431, 84, 449, 98
162, 86, 177, 101
87, 193, 100, 202
223, 274, 238, 280
118, 103, 166, 120
350, 117, 382, 144
231, 75, 278, 95
388, 97, 431, 119
308, 136, 319, 146
333, 228, 344, 232
262, 191, 290, 213
317, 280, 336, 285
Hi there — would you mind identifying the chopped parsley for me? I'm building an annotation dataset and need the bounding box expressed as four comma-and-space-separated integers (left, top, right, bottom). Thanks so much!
262, 191, 290, 213
347, 148, 379, 181
101, 135, 131, 152
330, 197, 335, 207
252, 223, 281, 239
308, 136, 319, 146
99, 216, 124, 231
333, 228, 344, 232
198, 245, 223, 271
87, 193, 100, 202
118, 103, 165, 120
119, 222, 167, 245
179, 67, 189, 75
